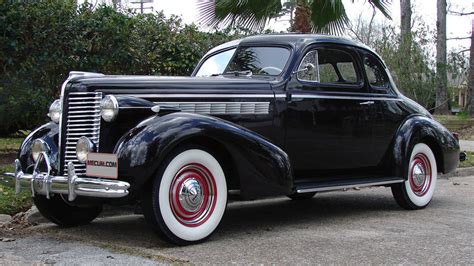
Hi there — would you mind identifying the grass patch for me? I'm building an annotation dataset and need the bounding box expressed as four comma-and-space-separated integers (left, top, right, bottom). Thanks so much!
0, 164, 32, 215
0, 137, 31, 215
459, 152, 474, 168
434, 115, 470, 123
0, 138, 22, 154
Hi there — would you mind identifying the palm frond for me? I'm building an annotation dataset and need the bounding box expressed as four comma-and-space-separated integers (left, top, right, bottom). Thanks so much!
309, 0, 350, 35
368, 0, 392, 20
197, 0, 282, 32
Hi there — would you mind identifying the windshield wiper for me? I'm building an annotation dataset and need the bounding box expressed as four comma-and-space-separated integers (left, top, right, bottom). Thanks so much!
224, 70, 253, 77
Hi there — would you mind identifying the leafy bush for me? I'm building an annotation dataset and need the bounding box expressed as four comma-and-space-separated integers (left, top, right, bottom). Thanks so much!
0, 1, 237, 135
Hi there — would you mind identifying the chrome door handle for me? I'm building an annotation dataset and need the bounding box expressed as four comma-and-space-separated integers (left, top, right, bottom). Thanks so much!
359, 101, 374, 105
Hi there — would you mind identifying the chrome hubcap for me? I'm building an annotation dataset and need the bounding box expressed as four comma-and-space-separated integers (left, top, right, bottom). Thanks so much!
412, 163, 426, 187
178, 178, 204, 213
169, 164, 217, 227
409, 153, 432, 197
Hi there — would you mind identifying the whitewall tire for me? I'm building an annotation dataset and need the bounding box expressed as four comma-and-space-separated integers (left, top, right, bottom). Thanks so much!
392, 143, 437, 210
142, 147, 227, 245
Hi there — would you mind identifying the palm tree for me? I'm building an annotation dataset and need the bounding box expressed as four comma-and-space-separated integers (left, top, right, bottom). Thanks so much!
197, 0, 391, 35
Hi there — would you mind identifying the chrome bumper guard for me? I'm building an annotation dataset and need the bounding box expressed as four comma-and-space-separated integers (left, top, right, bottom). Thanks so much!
1, 152, 130, 201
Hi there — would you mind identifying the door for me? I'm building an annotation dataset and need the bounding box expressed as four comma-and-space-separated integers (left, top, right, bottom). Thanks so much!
284, 46, 380, 179
361, 50, 407, 165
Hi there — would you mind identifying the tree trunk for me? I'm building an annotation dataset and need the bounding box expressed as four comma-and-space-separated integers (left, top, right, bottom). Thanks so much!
468, 16, 474, 116
292, 0, 311, 33
400, 0, 412, 40
435, 0, 450, 115
398, 0, 412, 99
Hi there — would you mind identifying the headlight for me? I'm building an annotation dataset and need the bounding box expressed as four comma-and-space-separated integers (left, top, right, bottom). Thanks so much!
47, 99, 61, 123
31, 139, 50, 162
76, 136, 95, 163
100, 95, 119, 122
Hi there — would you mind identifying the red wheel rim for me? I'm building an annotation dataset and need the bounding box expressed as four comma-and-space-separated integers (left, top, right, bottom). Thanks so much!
169, 163, 217, 227
409, 153, 432, 196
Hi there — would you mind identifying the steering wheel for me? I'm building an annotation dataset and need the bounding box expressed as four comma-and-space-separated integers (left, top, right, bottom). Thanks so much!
258, 66, 283, 75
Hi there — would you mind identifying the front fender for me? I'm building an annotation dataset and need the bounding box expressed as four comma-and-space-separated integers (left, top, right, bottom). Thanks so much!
391, 115, 459, 177
18, 122, 59, 174
115, 113, 293, 198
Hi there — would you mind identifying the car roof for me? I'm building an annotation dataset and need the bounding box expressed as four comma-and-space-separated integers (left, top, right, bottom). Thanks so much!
240, 33, 371, 50
204, 34, 374, 56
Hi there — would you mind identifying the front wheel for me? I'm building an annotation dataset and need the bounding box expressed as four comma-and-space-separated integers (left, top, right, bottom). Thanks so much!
142, 147, 227, 245
33, 195, 102, 227
391, 143, 438, 210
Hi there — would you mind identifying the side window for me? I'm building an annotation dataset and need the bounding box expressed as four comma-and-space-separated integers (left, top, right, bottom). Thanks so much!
364, 54, 388, 88
195, 49, 236, 77
297, 48, 360, 85
297, 50, 319, 81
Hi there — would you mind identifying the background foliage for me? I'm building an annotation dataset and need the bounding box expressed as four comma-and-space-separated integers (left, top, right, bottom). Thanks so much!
347, 15, 467, 111
0, 1, 237, 135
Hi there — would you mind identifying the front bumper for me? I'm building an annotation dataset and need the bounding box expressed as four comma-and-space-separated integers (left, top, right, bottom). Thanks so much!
2, 152, 130, 201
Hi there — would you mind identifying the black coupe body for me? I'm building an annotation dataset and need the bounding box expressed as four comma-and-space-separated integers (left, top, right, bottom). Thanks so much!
5, 34, 460, 245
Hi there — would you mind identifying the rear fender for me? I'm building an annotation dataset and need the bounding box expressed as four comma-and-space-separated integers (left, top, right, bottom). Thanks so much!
390, 115, 459, 178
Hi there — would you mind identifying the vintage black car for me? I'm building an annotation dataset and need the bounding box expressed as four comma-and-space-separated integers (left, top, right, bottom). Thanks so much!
4, 34, 461, 245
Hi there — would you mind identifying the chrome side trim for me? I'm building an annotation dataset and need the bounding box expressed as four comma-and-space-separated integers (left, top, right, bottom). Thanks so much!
296, 179, 404, 193
124, 93, 401, 102
124, 94, 275, 99
291, 94, 403, 101
154, 102, 270, 115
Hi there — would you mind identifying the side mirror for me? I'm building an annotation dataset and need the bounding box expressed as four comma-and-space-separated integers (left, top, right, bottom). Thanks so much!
293, 63, 315, 75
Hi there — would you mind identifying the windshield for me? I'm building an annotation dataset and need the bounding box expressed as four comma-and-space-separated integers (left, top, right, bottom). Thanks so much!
195, 49, 236, 77
226, 46, 290, 76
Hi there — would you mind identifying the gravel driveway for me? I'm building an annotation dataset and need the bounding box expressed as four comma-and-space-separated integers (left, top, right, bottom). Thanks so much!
1, 175, 473, 264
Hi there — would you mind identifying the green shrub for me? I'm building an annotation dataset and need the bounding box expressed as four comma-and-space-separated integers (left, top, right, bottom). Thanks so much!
0, 1, 237, 135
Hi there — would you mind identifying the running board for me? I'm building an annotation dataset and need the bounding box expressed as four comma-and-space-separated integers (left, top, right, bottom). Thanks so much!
295, 177, 404, 194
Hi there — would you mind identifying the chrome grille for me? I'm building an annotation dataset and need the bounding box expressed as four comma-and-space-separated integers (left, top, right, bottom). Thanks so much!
63, 92, 102, 176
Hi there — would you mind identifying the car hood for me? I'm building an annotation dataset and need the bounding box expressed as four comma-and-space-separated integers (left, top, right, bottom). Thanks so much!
68, 75, 274, 93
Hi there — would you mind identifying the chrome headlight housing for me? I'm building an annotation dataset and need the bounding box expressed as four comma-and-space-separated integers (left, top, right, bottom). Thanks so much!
76, 136, 95, 163
47, 99, 61, 123
100, 95, 119, 122
31, 139, 50, 162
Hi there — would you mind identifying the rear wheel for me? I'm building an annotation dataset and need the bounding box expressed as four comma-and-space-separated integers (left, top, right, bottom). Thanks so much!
391, 143, 437, 210
33, 195, 102, 227
142, 147, 227, 245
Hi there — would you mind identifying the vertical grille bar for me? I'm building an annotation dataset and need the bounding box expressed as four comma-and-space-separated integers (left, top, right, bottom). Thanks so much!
63, 92, 102, 176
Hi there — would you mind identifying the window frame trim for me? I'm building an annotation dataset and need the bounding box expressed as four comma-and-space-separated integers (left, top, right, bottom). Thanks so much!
362, 51, 391, 92
294, 44, 366, 92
